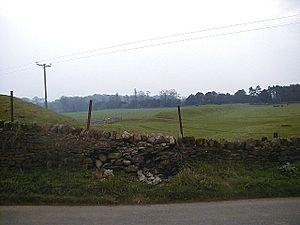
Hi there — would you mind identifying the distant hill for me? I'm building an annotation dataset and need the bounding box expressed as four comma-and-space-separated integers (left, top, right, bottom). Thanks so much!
0, 95, 83, 127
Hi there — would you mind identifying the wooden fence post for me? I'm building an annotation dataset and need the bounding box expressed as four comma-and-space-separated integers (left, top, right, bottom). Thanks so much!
10, 91, 14, 122
86, 100, 93, 130
177, 105, 184, 138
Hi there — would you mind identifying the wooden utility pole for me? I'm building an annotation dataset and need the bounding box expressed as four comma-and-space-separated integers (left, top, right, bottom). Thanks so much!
177, 105, 184, 138
10, 91, 14, 122
87, 100, 93, 130
36, 62, 51, 109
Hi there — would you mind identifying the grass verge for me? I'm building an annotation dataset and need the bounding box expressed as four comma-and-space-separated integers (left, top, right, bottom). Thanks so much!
1, 161, 299, 205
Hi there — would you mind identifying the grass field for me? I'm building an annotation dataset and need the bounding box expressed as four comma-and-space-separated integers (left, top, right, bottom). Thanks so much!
1, 94, 299, 140
1, 161, 299, 205
65, 104, 300, 140
0, 95, 82, 127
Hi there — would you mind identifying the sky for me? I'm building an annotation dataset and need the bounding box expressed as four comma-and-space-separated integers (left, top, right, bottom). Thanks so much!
0, 0, 300, 100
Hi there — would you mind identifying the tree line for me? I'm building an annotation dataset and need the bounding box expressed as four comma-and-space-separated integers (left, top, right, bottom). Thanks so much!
185, 84, 300, 105
25, 84, 300, 112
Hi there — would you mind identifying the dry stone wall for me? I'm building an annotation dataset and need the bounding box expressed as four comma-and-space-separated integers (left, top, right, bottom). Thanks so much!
1, 120, 300, 179
179, 136, 300, 163
0, 121, 180, 179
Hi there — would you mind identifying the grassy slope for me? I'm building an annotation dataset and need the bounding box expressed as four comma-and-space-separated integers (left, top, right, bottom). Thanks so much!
1, 161, 299, 205
65, 104, 300, 140
0, 95, 83, 127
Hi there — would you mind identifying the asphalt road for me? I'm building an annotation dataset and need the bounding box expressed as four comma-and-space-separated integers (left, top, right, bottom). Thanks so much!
1, 198, 299, 225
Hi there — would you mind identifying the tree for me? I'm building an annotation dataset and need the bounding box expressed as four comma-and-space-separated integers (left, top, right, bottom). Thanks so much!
185, 94, 196, 105
255, 85, 262, 96
249, 86, 255, 96
234, 89, 246, 96
106, 93, 122, 108
234, 89, 247, 103
159, 89, 180, 107
146, 91, 150, 98
159, 90, 168, 107
134, 88, 138, 108
138, 91, 146, 101
194, 92, 205, 105
257, 89, 271, 103
204, 91, 218, 104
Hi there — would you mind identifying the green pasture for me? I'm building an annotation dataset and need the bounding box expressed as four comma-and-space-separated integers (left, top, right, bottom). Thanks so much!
65, 103, 300, 140
1, 93, 299, 140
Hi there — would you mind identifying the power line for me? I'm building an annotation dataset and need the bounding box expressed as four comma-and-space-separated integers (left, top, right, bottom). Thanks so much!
51, 21, 300, 64
38, 13, 300, 63
1, 14, 300, 75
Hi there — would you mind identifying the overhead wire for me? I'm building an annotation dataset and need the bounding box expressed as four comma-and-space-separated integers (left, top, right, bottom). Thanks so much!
51, 21, 300, 64
1, 13, 300, 75
38, 13, 300, 63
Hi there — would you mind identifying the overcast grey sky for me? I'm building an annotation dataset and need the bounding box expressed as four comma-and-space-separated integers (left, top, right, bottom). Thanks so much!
0, 0, 300, 100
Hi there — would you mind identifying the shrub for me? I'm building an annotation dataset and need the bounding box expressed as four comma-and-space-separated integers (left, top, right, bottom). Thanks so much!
278, 162, 298, 178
